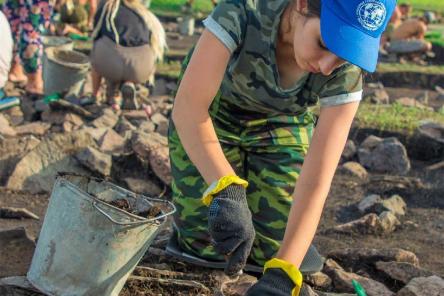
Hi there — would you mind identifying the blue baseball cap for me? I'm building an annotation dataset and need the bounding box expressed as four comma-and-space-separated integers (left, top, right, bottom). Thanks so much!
321, 0, 397, 72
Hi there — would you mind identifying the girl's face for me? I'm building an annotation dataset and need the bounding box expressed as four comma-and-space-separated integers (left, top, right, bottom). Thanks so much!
292, 16, 346, 76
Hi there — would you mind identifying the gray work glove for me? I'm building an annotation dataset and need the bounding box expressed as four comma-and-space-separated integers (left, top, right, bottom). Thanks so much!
208, 184, 255, 276
245, 268, 298, 296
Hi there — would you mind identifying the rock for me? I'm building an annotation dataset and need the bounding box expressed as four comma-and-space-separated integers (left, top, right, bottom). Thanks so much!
375, 195, 406, 218
0, 114, 16, 137
327, 213, 384, 235
358, 137, 410, 175
328, 248, 420, 268
425, 161, 444, 171
0, 136, 40, 185
378, 211, 400, 233
317, 292, 356, 296
341, 140, 357, 160
0, 228, 35, 277
98, 129, 126, 154
151, 113, 169, 136
149, 146, 172, 185
123, 110, 149, 126
338, 161, 368, 180
4, 106, 25, 126
395, 97, 432, 110
0, 207, 39, 220
139, 121, 156, 134
364, 88, 390, 104
360, 135, 383, 150
305, 272, 332, 289
358, 194, 382, 213
48, 99, 95, 120
300, 285, 319, 296
34, 99, 50, 112
410, 121, 444, 161
124, 178, 163, 196
6, 131, 95, 193
14, 122, 51, 136
324, 259, 344, 271
325, 267, 394, 296
83, 126, 109, 142
375, 261, 434, 285
75, 147, 112, 176
114, 117, 136, 136
358, 194, 406, 218
397, 276, 444, 296
132, 131, 168, 160
218, 273, 257, 296
91, 108, 119, 128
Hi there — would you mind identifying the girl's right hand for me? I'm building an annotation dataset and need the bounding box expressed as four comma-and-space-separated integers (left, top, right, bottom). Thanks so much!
207, 184, 255, 276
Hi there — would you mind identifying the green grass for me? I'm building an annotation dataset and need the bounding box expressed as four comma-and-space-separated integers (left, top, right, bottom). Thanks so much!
356, 102, 444, 134
401, 0, 444, 14
150, 0, 213, 17
157, 60, 182, 79
377, 63, 444, 75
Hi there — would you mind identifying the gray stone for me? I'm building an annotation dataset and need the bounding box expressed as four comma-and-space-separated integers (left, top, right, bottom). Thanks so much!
149, 146, 171, 185
339, 161, 368, 180
91, 108, 119, 129
75, 147, 112, 176
327, 213, 385, 235
397, 276, 444, 296
360, 135, 383, 150
0, 136, 40, 185
82, 127, 109, 142
364, 88, 390, 104
305, 272, 332, 289
0, 228, 35, 277
124, 178, 162, 196
300, 285, 319, 296
6, 131, 95, 193
0, 114, 16, 137
376, 195, 407, 218
358, 137, 410, 175
324, 267, 394, 296
114, 117, 136, 136
342, 140, 357, 160
375, 261, 434, 285
328, 248, 420, 268
378, 211, 400, 233
358, 194, 382, 213
138, 121, 156, 134
14, 122, 51, 136
98, 129, 126, 154
132, 131, 168, 161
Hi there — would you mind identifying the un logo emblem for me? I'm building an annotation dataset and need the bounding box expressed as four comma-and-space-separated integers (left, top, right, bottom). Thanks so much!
356, 0, 387, 31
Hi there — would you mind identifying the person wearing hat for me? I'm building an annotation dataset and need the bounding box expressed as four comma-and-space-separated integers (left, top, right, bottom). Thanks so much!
168, 0, 396, 295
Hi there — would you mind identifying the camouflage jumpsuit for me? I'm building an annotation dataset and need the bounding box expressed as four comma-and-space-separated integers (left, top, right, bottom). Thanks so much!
168, 0, 363, 266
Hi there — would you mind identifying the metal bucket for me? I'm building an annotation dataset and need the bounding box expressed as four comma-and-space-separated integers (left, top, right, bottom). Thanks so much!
42, 36, 74, 51
178, 16, 195, 36
27, 174, 175, 296
43, 47, 90, 97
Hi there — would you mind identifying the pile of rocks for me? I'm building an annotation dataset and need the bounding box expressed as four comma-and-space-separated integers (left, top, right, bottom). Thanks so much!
0, 94, 174, 197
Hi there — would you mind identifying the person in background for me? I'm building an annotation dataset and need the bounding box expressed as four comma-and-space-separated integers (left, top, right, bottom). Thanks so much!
398, 3, 412, 20
0, 11, 13, 91
2, 0, 53, 95
55, 0, 97, 36
388, 14, 433, 56
381, 5, 401, 49
89, 0, 166, 110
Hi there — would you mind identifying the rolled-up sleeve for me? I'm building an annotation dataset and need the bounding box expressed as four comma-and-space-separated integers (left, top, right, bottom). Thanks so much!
203, 0, 248, 53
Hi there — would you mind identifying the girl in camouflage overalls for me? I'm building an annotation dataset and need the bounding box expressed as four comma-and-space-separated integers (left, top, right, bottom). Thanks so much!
168, 0, 396, 295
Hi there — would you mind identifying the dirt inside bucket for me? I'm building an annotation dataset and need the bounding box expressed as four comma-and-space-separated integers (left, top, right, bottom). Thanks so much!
60, 174, 165, 219
109, 198, 162, 219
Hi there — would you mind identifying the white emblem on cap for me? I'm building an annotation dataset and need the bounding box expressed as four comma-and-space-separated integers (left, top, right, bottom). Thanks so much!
356, 0, 387, 31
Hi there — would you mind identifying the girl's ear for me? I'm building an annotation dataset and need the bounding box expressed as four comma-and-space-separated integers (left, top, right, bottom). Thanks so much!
295, 0, 309, 15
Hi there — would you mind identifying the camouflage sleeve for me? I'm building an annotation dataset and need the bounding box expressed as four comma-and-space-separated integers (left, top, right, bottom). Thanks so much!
317, 63, 363, 107
202, 0, 248, 53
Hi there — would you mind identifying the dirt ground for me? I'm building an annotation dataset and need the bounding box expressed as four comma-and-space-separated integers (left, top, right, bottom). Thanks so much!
1, 159, 443, 295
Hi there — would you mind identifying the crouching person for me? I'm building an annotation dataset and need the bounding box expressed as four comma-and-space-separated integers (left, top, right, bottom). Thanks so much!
89, 0, 166, 110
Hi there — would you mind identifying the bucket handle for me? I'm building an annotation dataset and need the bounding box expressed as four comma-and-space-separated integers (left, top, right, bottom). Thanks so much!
93, 197, 176, 226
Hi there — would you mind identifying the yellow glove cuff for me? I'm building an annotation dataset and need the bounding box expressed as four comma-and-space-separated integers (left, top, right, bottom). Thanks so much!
201, 175, 248, 206
264, 258, 303, 296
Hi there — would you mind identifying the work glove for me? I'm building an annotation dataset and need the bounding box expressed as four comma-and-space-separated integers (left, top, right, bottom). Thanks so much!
206, 183, 255, 276
245, 258, 303, 296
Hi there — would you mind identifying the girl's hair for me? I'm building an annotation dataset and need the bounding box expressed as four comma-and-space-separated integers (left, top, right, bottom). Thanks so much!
92, 0, 167, 62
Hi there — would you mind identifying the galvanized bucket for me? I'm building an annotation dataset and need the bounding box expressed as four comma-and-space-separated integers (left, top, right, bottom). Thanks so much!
42, 36, 74, 51
27, 174, 175, 296
43, 47, 90, 97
